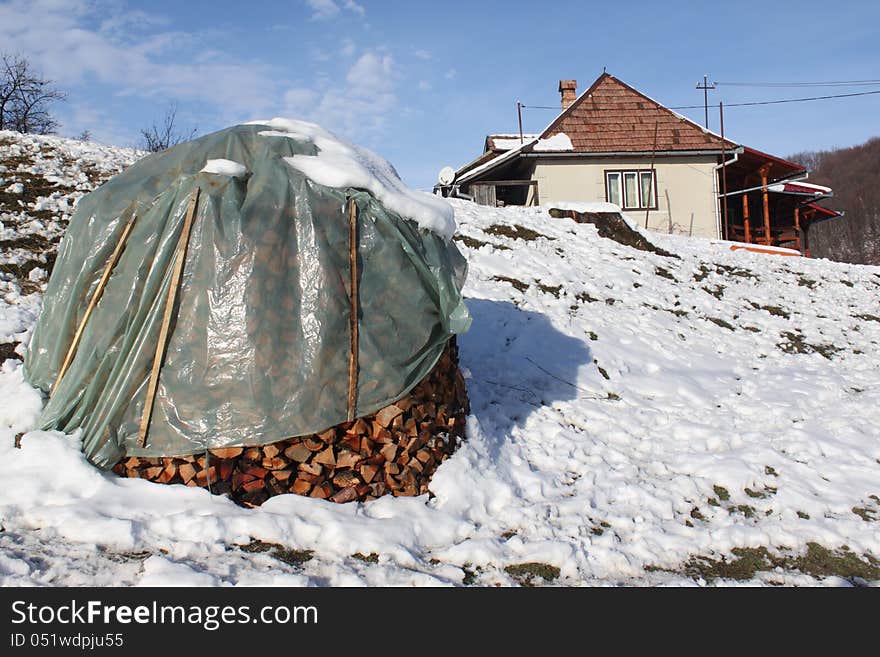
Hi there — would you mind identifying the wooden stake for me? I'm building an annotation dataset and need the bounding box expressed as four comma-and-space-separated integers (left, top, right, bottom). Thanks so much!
760, 165, 772, 246
742, 193, 751, 244
347, 198, 359, 422
52, 213, 138, 396
138, 189, 200, 447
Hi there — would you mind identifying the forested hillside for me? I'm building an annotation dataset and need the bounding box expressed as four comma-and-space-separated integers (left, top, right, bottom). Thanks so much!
790, 137, 880, 265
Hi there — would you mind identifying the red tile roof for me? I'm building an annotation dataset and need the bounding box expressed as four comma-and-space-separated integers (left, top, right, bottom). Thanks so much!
541, 73, 738, 153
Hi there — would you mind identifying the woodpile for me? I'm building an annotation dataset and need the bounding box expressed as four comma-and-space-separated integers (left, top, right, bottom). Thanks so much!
113, 338, 469, 506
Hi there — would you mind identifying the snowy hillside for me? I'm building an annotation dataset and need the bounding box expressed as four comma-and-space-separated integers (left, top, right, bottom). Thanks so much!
1, 130, 879, 586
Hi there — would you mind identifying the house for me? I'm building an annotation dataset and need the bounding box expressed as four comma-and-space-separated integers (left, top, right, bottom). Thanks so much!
440, 73, 840, 256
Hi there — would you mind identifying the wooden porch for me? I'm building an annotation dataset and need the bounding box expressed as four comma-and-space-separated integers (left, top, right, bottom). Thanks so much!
719, 147, 840, 257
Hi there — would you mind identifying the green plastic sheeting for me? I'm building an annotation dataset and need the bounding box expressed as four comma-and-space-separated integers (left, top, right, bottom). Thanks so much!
24, 123, 470, 469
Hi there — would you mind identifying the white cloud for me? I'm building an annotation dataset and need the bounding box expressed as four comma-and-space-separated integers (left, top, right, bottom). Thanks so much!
0, 1, 395, 145
418, 80, 431, 91
414, 49, 432, 60
340, 39, 356, 57
343, 0, 366, 17
306, 0, 340, 20
283, 88, 320, 114
305, 0, 366, 20
445, 68, 457, 80
0, 0, 277, 119
282, 51, 397, 138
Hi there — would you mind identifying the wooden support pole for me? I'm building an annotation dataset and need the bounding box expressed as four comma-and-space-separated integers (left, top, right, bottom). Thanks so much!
760, 166, 771, 246
52, 213, 137, 396
347, 198, 359, 423
138, 189, 200, 448
794, 206, 802, 255
742, 193, 751, 244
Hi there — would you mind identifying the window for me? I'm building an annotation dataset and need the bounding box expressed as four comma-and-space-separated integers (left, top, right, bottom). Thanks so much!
605, 169, 657, 210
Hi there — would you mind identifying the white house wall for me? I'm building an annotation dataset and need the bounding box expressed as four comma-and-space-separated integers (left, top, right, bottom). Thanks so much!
531, 155, 721, 239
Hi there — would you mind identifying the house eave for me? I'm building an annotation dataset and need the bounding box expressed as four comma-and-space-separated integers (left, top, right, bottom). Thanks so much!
521, 147, 745, 159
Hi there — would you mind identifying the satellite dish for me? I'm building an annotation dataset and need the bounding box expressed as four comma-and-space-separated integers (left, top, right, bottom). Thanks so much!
438, 166, 456, 185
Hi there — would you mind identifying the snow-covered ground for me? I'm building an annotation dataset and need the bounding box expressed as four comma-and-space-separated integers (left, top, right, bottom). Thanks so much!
1, 131, 878, 586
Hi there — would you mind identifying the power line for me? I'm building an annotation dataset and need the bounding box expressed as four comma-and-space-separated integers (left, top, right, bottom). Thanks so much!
517, 88, 880, 115
669, 88, 880, 110
716, 79, 880, 88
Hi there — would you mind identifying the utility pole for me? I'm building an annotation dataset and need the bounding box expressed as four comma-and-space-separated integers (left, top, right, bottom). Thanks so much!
517, 100, 524, 144
696, 75, 716, 129
719, 101, 729, 240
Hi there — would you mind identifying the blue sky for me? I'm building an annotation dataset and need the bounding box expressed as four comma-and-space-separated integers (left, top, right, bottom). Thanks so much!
2, 0, 879, 189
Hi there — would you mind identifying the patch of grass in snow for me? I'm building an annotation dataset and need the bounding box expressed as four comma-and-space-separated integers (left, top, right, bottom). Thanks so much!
777, 331, 843, 360
0, 342, 22, 362
749, 301, 791, 319
239, 539, 313, 566
716, 264, 758, 281
484, 223, 553, 242
453, 234, 510, 251
653, 544, 880, 583
712, 485, 730, 502
643, 302, 676, 316
840, 279, 854, 287
0, 258, 51, 294
797, 511, 810, 519
694, 264, 712, 282
745, 486, 776, 499
730, 504, 757, 518
536, 281, 562, 298
702, 284, 725, 299
593, 359, 610, 380
852, 506, 877, 522
491, 275, 529, 293
742, 325, 761, 333
590, 520, 612, 536
654, 266, 677, 282
707, 317, 735, 331
351, 552, 379, 563
504, 562, 560, 586
462, 564, 482, 586
854, 313, 880, 323
575, 291, 600, 303
96, 547, 153, 563
798, 276, 817, 289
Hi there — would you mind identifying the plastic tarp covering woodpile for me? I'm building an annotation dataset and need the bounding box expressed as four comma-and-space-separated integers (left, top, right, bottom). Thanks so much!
24, 123, 470, 469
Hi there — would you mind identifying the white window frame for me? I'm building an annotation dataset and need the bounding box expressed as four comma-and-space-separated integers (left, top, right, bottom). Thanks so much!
605, 169, 657, 210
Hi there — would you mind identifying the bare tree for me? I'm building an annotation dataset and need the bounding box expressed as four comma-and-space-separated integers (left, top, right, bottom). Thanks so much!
139, 103, 197, 152
0, 52, 66, 134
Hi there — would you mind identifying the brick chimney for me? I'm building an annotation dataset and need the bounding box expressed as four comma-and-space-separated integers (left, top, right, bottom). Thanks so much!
559, 79, 577, 109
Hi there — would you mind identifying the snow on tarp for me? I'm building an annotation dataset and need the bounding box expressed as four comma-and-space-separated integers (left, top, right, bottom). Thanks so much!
199, 158, 248, 177
249, 118, 456, 241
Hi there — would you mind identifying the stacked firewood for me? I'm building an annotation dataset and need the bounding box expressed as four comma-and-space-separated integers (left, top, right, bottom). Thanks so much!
113, 338, 469, 506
